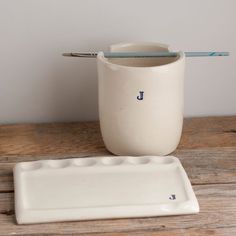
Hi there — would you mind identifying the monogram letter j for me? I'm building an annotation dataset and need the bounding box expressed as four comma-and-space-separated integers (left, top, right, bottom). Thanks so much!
137, 91, 144, 100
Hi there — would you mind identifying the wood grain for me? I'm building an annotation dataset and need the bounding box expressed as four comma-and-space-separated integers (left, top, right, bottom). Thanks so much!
0, 122, 108, 159
82, 228, 236, 236
0, 116, 235, 235
0, 116, 235, 159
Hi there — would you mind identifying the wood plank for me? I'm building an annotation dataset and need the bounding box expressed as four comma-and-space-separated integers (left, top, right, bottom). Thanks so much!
0, 183, 235, 235
175, 147, 236, 185
179, 116, 236, 149
0, 148, 235, 192
0, 116, 235, 160
83, 227, 236, 236
0, 122, 108, 159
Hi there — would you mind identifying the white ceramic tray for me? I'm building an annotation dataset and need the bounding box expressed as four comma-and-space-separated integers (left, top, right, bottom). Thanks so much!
14, 156, 199, 224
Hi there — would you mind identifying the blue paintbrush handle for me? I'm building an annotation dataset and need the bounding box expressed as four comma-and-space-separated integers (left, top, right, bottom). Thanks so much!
103, 51, 229, 58
184, 52, 229, 57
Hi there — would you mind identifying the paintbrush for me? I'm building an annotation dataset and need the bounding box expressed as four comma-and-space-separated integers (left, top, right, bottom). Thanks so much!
62, 51, 229, 58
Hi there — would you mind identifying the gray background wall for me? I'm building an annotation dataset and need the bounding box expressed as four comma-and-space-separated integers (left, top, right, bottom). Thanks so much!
0, 0, 235, 124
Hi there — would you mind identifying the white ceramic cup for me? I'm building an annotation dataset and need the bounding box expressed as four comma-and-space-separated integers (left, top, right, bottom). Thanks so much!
97, 42, 185, 156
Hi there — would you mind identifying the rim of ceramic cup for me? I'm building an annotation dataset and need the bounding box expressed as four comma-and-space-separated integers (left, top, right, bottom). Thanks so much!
110, 42, 170, 52
97, 42, 185, 70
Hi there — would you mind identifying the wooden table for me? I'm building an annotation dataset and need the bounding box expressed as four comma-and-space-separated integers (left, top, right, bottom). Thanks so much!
0, 116, 235, 235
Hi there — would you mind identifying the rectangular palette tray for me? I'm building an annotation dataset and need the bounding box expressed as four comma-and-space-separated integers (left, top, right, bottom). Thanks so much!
14, 156, 199, 224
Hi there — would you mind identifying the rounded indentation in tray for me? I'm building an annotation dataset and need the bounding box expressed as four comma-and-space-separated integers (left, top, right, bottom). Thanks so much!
48, 160, 70, 168
19, 156, 175, 172
21, 162, 43, 171
101, 157, 123, 165
127, 157, 150, 165
73, 158, 96, 167
150, 156, 175, 164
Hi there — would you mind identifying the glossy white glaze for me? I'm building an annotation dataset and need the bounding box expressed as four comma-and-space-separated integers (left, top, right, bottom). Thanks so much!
97, 42, 185, 155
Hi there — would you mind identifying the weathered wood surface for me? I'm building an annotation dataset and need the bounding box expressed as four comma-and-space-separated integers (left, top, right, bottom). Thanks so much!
0, 116, 235, 235
0, 116, 236, 159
